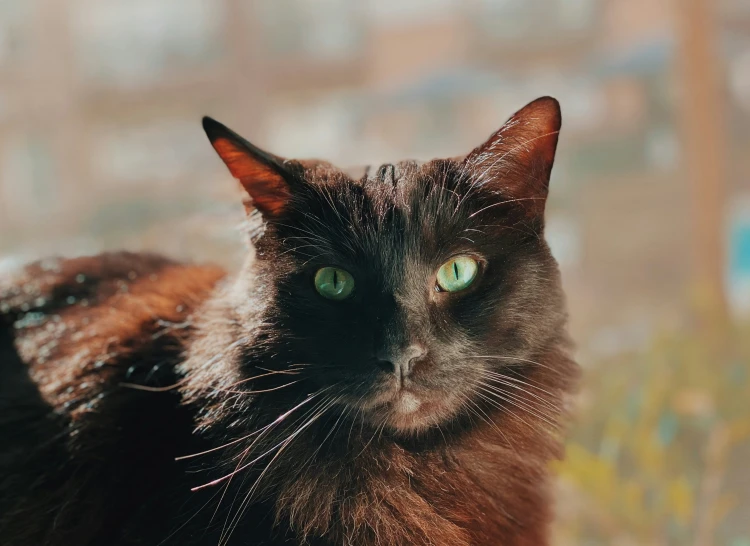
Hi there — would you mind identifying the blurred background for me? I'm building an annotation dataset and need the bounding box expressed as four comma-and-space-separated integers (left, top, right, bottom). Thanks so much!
0, 0, 749, 544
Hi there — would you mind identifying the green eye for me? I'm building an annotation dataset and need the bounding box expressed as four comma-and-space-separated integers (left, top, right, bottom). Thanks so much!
436, 256, 479, 293
314, 267, 355, 300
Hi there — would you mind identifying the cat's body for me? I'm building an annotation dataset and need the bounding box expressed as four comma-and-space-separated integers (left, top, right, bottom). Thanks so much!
1, 98, 578, 545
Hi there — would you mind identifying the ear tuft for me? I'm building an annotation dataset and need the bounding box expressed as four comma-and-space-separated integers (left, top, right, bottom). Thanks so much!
464, 97, 562, 217
202, 116, 292, 217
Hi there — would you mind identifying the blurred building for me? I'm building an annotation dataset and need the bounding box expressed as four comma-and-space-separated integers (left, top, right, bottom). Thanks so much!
1, 0, 749, 353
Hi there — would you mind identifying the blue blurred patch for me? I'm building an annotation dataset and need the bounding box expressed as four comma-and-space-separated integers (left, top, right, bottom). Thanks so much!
729, 213, 750, 278
657, 411, 679, 447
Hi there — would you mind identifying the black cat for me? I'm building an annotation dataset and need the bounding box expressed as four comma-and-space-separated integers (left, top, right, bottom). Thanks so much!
0, 97, 578, 546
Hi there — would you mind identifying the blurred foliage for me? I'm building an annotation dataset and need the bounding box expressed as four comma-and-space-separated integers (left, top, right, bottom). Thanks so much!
554, 322, 750, 546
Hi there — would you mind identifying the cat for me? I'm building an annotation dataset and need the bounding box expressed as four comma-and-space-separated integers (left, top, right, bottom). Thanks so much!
0, 97, 578, 546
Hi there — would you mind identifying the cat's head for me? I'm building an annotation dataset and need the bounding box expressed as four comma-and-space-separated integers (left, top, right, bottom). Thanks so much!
202, 97, 566, 435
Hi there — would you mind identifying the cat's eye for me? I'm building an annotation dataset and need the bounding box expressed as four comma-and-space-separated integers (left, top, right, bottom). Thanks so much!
314, 267, 355, 300
436, 256, 479, 293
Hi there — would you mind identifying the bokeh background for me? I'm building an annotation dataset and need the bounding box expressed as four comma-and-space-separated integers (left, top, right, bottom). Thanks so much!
1, 0, 749, 544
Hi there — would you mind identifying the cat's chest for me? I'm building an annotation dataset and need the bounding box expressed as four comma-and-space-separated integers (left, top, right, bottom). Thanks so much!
258, 431, 543, 546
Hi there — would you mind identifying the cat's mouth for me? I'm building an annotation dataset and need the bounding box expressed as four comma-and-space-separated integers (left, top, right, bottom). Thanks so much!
355, 383, 457, 433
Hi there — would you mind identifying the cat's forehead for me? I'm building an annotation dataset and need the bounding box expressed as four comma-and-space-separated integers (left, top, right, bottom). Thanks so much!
293, 158, 471, 235
285, 158, 476, 273
356, 160, 423, 186
302, 159, 436, 189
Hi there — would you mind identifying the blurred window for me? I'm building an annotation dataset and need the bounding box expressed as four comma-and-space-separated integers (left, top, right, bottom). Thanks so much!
1, 135, 58, 216
0, 0, 34, 70
366, 0, 460, 25
474, 0, 597, 41
722, 0, 750, 17
70, 0, 224, 87
545, 214, 582, 269
266, 95, 356, 163
413, 99, 459, 156
645, 126, 679, 171
90, 120, 214, 184
729, 49, 750, 114
568, 133, 647, 178
259, 0, 363, 60
559, 0, 598, 31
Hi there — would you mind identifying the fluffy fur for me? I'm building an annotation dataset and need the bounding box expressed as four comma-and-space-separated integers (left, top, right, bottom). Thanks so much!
0, 97, 578, 545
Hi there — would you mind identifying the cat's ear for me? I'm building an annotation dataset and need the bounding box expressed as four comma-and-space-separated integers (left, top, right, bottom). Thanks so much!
463, 96, 561, 217
202, 117, 293, 217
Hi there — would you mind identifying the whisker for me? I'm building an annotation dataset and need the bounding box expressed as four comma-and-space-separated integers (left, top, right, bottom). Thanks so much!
212, 395, 329, 536
214, 380, 301, 396
209, 392, 337, 541
184, 388, 328, 467
153, 488, 225, 546
480, 373, 558, 412
346, 389, 369, 447
223, 369, 299, 390
199, 394, 337, 491
482, 369, 558, 398
119, 379, 188, 392
473, 388, 536, 433
219, 395, 341, 546
478, 378, 556, 414
460, 395, 520, 456
468, 354, 565, 376
475, 383, 558, 430
356, 415, 386, 459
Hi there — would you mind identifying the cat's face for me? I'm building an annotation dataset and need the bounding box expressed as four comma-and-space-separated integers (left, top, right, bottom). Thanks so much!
204, 97, 565, 434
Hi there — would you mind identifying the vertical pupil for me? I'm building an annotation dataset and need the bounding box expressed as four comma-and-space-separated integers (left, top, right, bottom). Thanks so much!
453, 261, 459, 280
333, 269, 338, 289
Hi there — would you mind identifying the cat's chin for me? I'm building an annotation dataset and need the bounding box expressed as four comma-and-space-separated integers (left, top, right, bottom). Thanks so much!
358, 387, 461, 435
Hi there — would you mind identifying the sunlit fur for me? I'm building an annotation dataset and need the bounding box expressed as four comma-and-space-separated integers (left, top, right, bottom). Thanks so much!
1, 97, 578, 546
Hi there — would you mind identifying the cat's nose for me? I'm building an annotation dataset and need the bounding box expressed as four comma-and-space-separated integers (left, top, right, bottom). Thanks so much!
375, 344, 426, 381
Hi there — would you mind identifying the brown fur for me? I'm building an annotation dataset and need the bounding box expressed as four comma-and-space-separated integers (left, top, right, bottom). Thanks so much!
1, 253, 225, 545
